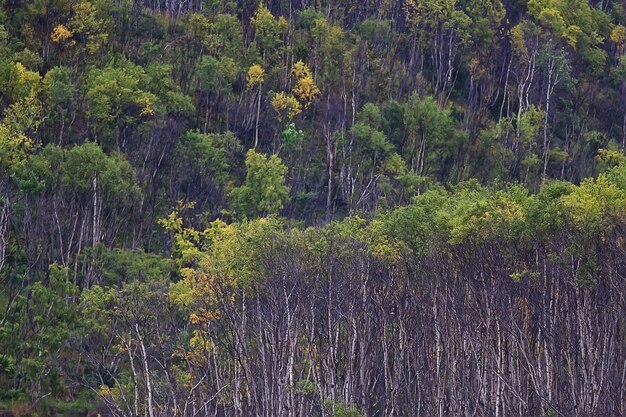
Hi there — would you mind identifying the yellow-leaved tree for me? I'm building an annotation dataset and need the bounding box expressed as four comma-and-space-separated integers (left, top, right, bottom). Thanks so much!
291, 61, 320, 108
50, 24, 75, 46
161, 205, 282, 366
610, 24, 626, 57
271, 92, 301, 123
247, 64, 265, 148
0, 64, 42, 174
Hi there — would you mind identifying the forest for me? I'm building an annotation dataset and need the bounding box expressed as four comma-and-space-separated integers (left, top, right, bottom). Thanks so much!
0, 0, 625, 415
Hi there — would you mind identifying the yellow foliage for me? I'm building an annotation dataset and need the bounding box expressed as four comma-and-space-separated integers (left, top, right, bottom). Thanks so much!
250, 2, 286, 51
250, 2, 273, 28
449, 196, 526, 244
14, 62, 40, 88
158, 202, 193, 233
562, 175, 626, 229
139, 107, 154, 117
189, 330, 215, 351
611, 24, 626, 55
158, 202, 205, 265
0, 121, 35, 172
278, 16, 289, 32
190, 308, 220, 324
596, 148, 626, 168
291, 61, 320, 108
169, 217, 282, 332
563, 25, 582, 48
510, 24, 527, 59
292, 60, 312, 80
271, 92, 301, 122
246, 64, 265, 90
368, 220, 403, 262
99, 385, 112, 397
137, 95, 155, 117
293, 76, 320, 107
537, 8, 565, 32
69, 0, 109, 54
188, 13, 211, 40
50, 24, 75, 46
611, 24, 626, 44
186, 330, 216, 366
0, 78, 42, 172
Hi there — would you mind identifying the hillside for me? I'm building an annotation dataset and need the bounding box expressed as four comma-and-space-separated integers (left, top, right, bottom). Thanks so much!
0, 0, 626, 416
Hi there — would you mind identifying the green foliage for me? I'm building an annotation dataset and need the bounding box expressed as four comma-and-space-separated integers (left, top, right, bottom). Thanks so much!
88, 245, 176, 286
85, 59, 192, 144
196, 55, 239, 95
144, 63, 195, 116
229, 149, 290, 218
179, 130, 242, 185
251, 3, 286, 61
0, 61, 41, 103
0, 264, 80, 402
60, 142, 140, 202
281, 123, 304, 150
68, 0, 110, 54
291, 379, 315, 394
610, 56, 626, 85
527, 0, 611, 72
351, 104, 393, 156
85, 61, 159, 139
0, 95, 41, 174
403, 95, 468, 178
43, 66, 76, 116
210, 14, 245, 59
562, 174, 626, 231
323, 400, 364, 417
310, 16, 345, 86
167, 215, 283, 321
596, 148, 626, 171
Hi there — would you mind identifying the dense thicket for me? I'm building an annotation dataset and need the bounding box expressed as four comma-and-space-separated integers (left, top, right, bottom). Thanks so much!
0, 0, 625, 415
142, 176, 626, 417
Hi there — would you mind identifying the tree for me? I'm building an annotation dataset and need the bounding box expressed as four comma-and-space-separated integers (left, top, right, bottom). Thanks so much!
42, 67, 76, 145
291, 60, 320, 108
403, 95, 466, 180
271, 92, 301, 124
536, 41, 574, 182
310, 16, 346, 88
250, 2, 287, 64
526, 0, 611, 75
339, 103, 394, 211
68, 0, 109, 56
2, 0, 626, 414
85, 62, 158, 148
229, 149, 290, 218
405, 0, 472, 105
85, 60, 192, 150
195, 55, 239, 131
247, 64, 265, 148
